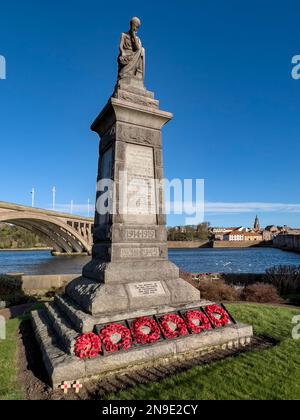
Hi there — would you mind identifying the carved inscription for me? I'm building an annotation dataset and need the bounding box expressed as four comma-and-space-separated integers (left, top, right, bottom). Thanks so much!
118, 123, 160, 147
125, 229, 156, 240
128, 281, 166, 298
117, 91, 159, 109
124, 144, 157, 222
120, 247, 160, 259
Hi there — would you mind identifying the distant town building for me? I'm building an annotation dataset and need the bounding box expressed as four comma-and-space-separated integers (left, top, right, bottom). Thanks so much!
177, 226, 187, 234
211, 227, 242, 241
243, 232, 263, 241
286, 227, 299, 234
262, 230, 273, 241
265, 225, 279, 233
224, 231, 246, 241
201, 220, 299, 244
262, 225, 289, 241
223, 229, 263, 242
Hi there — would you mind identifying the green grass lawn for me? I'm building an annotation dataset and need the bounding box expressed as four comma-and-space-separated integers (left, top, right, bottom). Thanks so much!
0, 304, 300, 400
0, 304, 44, 400
107, 304, 300, 401
0, 317, 24, 400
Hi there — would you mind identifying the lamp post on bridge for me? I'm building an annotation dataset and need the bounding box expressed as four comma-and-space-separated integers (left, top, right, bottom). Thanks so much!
52, 187, 56, 211
31, 188, 35, 207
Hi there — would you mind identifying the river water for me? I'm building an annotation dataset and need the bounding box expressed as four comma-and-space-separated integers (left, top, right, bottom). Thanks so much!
1, 247, 300, 275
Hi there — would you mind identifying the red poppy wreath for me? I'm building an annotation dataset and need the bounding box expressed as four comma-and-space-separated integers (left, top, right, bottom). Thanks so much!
159, 313, 188, 339
99, 324, 132, 353
205, 305, 230, 328
131, 317, 161, 345
74, 332, 101, 359
184, 310, 212, 334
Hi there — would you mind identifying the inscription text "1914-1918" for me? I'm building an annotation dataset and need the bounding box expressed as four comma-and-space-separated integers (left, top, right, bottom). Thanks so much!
125, 229, 156, 240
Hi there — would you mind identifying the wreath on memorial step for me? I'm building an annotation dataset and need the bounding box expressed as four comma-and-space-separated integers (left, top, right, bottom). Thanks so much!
74, 333, 101, 359
184, 310, 212, 334
159, 313, 188, 339
99, 324, 132, 353
204, 305, 230, 328
130, 317, 161, 345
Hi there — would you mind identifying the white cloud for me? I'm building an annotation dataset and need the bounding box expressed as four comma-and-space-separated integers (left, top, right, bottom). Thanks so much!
204, 202, 300, 215
48, 201, 300, 217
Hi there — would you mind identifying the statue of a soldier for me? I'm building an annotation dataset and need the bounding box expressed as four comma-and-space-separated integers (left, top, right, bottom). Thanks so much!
117, 17, 145, 84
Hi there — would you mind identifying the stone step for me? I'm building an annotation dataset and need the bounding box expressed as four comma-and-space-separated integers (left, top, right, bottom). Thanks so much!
45, 302, 79, 355
55, 293, 215, 335
31, 310, 85, 388
32, 308, 253, 389
54, 294, 96, 333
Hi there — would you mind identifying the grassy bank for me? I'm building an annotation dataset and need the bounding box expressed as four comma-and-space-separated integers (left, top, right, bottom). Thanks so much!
0, 318, 24, 400
0, 304, 44, 400
107, 304, 300, 400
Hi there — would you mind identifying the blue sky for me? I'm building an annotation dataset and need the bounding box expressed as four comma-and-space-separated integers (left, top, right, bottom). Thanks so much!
0, 0, 300, 227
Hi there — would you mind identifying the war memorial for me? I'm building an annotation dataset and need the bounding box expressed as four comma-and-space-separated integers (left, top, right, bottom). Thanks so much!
31, 17, 253, 387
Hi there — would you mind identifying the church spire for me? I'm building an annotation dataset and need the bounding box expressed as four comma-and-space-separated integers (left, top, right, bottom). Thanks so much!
254, 215, 260, 231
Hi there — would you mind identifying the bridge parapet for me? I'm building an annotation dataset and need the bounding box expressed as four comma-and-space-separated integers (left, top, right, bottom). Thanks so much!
0, 201, 94, 255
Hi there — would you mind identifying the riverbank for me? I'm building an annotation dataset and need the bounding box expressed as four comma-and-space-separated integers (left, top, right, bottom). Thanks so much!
0, 247, 51, 252
212, 240, 271, 248
168, 241, 210, 249
0, 242, 273, 251
1, 243, 211, 251
168, 241, 273, 249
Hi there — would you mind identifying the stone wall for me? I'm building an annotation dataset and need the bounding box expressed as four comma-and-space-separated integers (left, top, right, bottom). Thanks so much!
213, 241, 265, 248
0, 274, 81, 297
273, 234, 300, 252
168, 241, 210, 249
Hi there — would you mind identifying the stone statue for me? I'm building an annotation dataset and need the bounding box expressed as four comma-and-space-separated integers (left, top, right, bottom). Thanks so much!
117, 17, 145, 84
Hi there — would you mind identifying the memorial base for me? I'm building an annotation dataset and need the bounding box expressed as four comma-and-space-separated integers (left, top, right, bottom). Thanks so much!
65, 266, 201, 317
31, 284, 253, 388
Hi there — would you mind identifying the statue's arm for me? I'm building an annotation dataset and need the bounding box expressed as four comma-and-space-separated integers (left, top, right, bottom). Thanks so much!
119, 33, 125, 57
118, 34, 129, 66
131, 32, 141, 52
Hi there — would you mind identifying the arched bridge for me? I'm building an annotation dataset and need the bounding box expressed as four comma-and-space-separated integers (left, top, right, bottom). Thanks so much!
0, 202, 93, 255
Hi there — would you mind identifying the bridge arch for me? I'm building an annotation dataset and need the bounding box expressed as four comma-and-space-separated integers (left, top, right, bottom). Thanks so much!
0, 211, 92, 255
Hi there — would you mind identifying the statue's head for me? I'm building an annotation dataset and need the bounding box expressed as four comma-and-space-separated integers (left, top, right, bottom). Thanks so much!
130, 17, 141, 33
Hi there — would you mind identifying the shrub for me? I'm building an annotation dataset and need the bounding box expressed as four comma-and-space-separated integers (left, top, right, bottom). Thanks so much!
0, 275, 28, 306
222, 273, 264, 286
179, 270, 199, 290
241, 283, 282, 303
198, 280, 239, 302
263, 265, 300, 295
0, 275, 22, 295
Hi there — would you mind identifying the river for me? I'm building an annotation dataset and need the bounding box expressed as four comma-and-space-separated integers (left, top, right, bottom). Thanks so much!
1, 247, 300, 275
